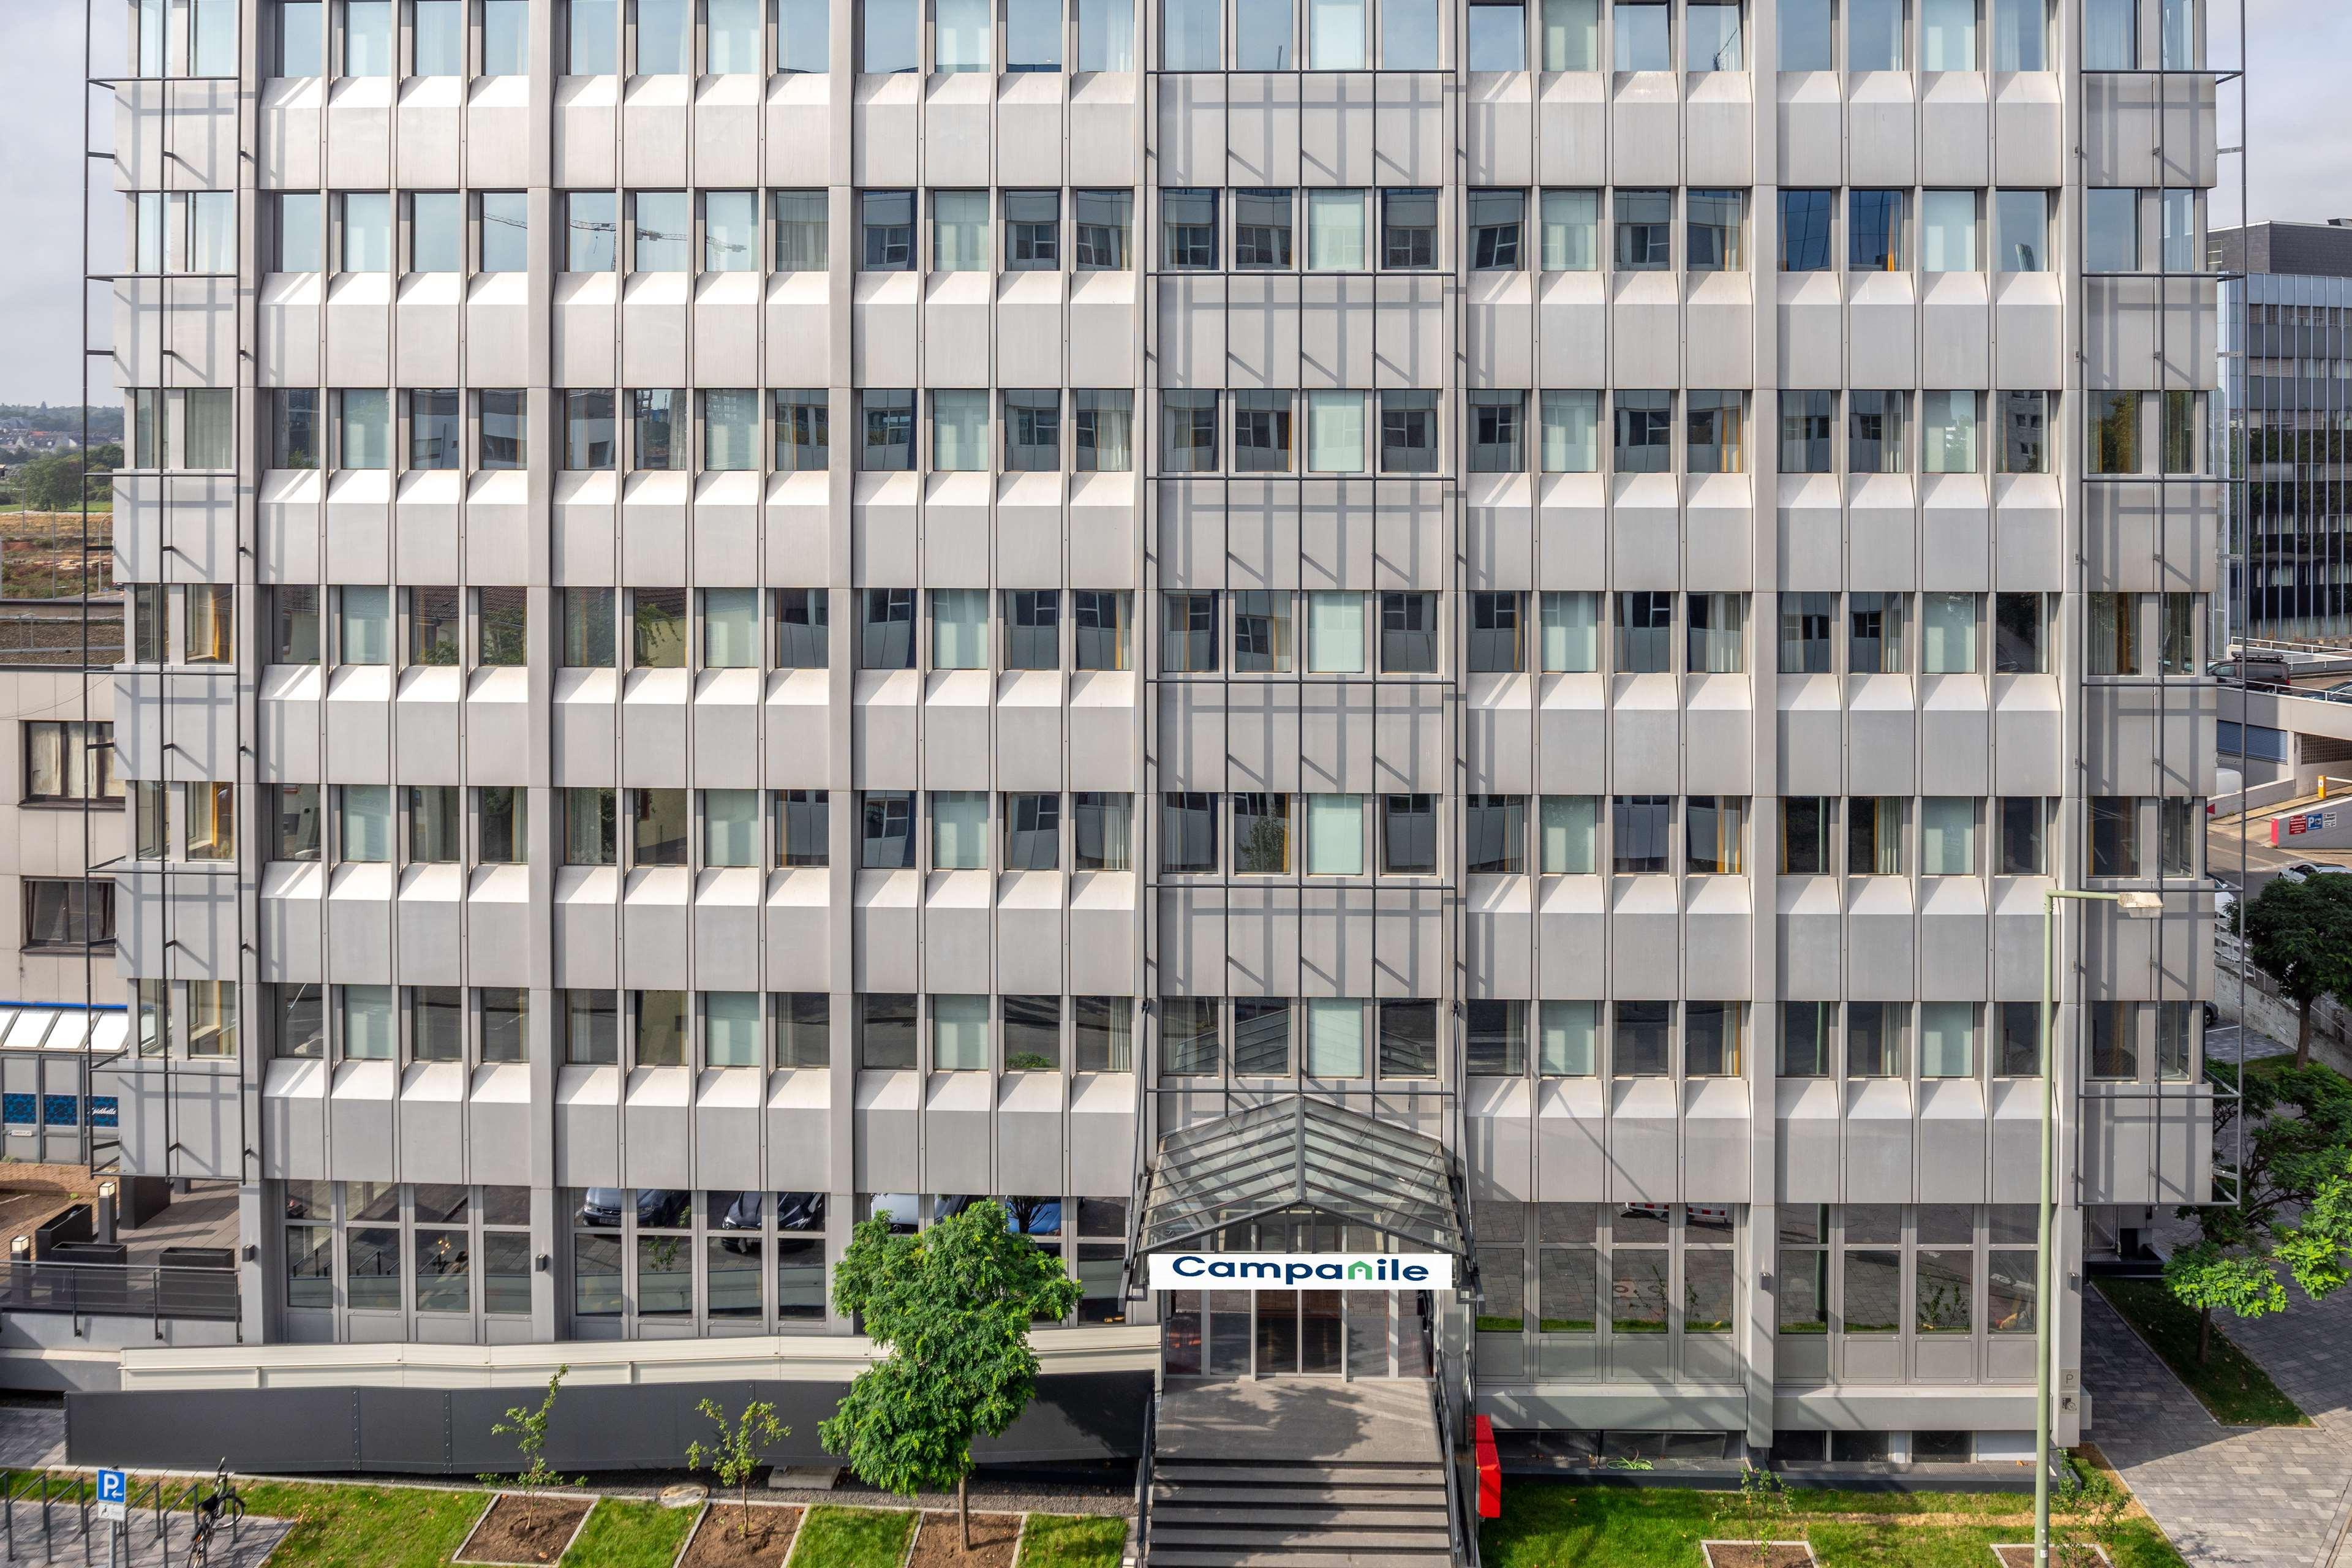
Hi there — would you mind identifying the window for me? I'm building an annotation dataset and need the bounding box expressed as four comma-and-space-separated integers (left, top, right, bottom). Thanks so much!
1995, 190, 2048, 271
1073, 391, 1133, 472
1377, 1000, 1436, 1078
1540, 0, 1598, 66
853, 589, 913, 671
1161, 998, 1218, 1077
1005, 0, 1061, 69
1613, 189, 1671, 271
1921, 190, 1977, 271
1992, 0, 2047, 68
1685, 1003, 1741, 1076
23, 881, 112, 952
1780, 190, 1833, 272
2086, 189, 2139, 274
931, 391, 988, 472
775, 993, 829, 1068
704, 790, 760, 867
1920, 0, 1975, 67
2159, 594, 2196, 676
1382, 190, 1438, 270
861, 0, 919, 69
1163, 190, 1218, 270
1305, 795, 1364, 876
1922, 391, 1980, 473
1000, 192, 1061, 273
337, 388, 391, 469
1305, 999, 1365, 1078
1465, 796, 1526, 875
2084, 0, 2134, 67
1077, 0, 1134, 67
2162, 391, 2204, 475
1074, 591, 1131, 669
26, 722, 119, 804
1163, 592, 1217, 673
1847, 592, 1905, 674
1997, 1000, 2041, 1075
1235, 189, 1294, 269
340, 586, 392, 665
2089, 798, 2140, 878
405, 786, 461, 864
1381, 391, 1440, 472
266, 586, 320, 666
2157, 1001, 2193, 1080
1465, 1002, 1526, 1076
861, 792, 916, 869
1382, 794, 1436, 874
271, 192, 323, 273
1779, 0, 1831, 68
1615, 0, 1670, 68
1307, 391, 1366, 473
930, 791, 987, 870
1687, 190, 1744, 271
2160, 0, 2193, 67
1849, 391, 1908, 473
1470, 191, 1526, 270
1997, 797, 2045, 875
1469, 391, 1525, 472
1005, 794, 1061, 872
480, 388, 526, 467
1846, 1003, 1904, 1077
1232, 591, 1293, 673
1304, 592, 1364, 674
932, 190, 989, 271
341, 986, 397, 1061
1780, 1003, 1829, 1077
932, 995, 987, 1069
1233, 391, 1294, 473
480, 787, 526, 865
1074, 192, 1133, 269
1613, 1001, 1669, 1076
1850, 189, 1905, 271
1161, 793, 1218, 873
342, 0, 393, 75
1997, 390, 2048, 473
340, 785, 393, 862
1612, 795, 1669, 873
1307, 190, 1366, 271
2161, 797, 2196, 878
1686, 797, 1743, 875
1614, 391, 1673, 474
1074, 792, 1132, 870
404, 586, 459, 668
1687, 392, 1744, 473
1541, 391, 1600, 472
1380, 592, 1438, 673
1847, 0, 1904, 67
1920, 799, 1977, 876
2089, 1001, 2137, 1079
1615, 592, 1672, 674
1003, 590, 1060, 671
1782, 797, 1833, 874
1848, 797, 1904, 875
1687, 593, 1744, 673
1468, 593, 1525, 673
1540, 796, 1597, 874
778, 790, 829, 867
631, 789, 688, 867
563, 788, 616, 865
1466, 0, 1526, 67
1163, 391, 1218, 473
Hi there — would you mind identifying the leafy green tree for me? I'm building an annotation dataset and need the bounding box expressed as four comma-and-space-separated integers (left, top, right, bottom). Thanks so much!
478, 1364, 584, 1499
16, 447, 119, 513
2242, 873, 2352, 1068
687, 1397, 788, 1539
820, 1199, 1082, 1553
2165, 1063, 2352, 1360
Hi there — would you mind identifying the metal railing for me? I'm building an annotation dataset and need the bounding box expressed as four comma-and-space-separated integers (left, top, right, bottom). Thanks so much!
2, 1471, 239, 1567
1128, 1392, 1156, 1568
0, 1261, 237, 1329
1429, 1364, 1476, 1568
0, 598, 122, 669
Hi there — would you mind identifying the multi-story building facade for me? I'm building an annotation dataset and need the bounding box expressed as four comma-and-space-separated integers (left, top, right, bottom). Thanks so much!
2214, 219, 2352, 646
99, 0, 2222, 1468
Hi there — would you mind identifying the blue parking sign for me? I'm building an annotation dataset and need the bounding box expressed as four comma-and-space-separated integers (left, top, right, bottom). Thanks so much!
96, 1468, 126, 1522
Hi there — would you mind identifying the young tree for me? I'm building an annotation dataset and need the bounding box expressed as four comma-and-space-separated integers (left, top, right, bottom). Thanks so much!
687, 1398, 788, 1540
820, 1199, 1082, 1553
478, 1364, 583, 1500
2242, 873, 2352, 1069
2164, 1063, 2352, 1360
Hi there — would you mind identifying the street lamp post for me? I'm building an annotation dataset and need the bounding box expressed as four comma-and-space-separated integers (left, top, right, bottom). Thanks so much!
2037, 888, 2163, 1567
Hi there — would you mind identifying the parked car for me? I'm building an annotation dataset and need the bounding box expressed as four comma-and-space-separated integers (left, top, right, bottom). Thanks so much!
2207, 656, 2293, 687
576, 1188, 692, 1229
2281, 861, 2352, 881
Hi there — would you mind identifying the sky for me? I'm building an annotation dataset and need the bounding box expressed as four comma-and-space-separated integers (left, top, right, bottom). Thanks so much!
0, 0, 2346, 406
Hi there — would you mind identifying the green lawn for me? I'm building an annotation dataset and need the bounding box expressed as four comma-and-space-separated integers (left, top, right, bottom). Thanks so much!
2095, 1276, 2311, 1427
786, 1506, 915, 1568
562, 1499, 700, 1568
1482, 1481, 2188, 1568
241, 1481, 493, 1568
1015, 1513, 1129, 1568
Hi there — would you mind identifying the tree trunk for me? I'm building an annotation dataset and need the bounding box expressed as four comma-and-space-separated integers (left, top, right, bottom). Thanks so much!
2297, 995, 2313, 1069
960, 1476, 971, 1552
2199, 1303, 2213, 1365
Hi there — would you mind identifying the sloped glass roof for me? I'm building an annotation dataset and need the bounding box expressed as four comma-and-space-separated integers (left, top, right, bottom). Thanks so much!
1137, 1096, 1467, 1256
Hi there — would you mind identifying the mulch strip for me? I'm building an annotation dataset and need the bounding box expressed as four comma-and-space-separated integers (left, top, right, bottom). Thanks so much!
905, 1509, 1021, 1568
1992, 1547, 2113, 1567
680, 1503, 801, 1568
455, 1494, 595, 1566
1702, 1544, 1817, 1568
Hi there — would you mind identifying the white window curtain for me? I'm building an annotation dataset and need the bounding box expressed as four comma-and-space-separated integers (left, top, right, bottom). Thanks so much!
1921, 190, 1977, 271
184, 390, 233, 470
703, 788, 760, 867
1305, 998, 1365, 1077
935, 0, 992, 70
341, 986, 396, 1059
341, 785, 392, 862
340, 587, 392, 665
1307, 190, 1366, 271
339, 390, 391, 469
1540, 190, 1599, 271
703, 390, 758, 471
1306, 592, 1364, 673
1542, 0, 1598, 67
932, 191, 989, 271
1305, 794, 1363, 875
1920, 797, 1977, 876
1540, 795, 1597, 873
636, 0, 692, 71
1540, 590, 1600, 671
705, 992, 762, 1066
1991, 0, 2045, 69
707, 0, 761, 71
341, 192, 391, 272
189, 192, 235, 273
1540, 390, 1600, 472
1306, 391, 1366, 473
1309, 0, 1366, 67
1077, 0, 1136, 69
932, 390, 989, 470
2161, 189, 2196, 273
930, 589, 987, 669
1921, 592, 1978, 674
932, 995, 989, 1068
1539, 1000, 1597, 1075
1920, 0, 1977, 68
702, 588, 758, 668
1921, 390, 1980, 473
930, 791, 988, 867
1920, 1002, 1976, 1078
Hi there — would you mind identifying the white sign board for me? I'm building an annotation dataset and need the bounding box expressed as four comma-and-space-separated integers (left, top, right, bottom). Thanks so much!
1147, 1252, 1456, 1291
95, 1468, 126, 1524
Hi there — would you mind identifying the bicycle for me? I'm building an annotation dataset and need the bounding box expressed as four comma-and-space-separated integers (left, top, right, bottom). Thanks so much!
189, 1461, 244, 1566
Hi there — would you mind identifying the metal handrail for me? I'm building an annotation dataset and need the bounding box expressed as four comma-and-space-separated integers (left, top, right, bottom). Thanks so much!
1429, 1373, 1471, 1568
1128, 1392, 1156, 1568
0, 1259, 239, 1324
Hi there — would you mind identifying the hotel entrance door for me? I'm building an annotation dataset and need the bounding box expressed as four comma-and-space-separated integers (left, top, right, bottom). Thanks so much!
1161, 1287, 1435, 1378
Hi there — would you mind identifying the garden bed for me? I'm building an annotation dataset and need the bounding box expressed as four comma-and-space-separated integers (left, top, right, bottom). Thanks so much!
781, 1507, 915, 1568
680, 1503, 801, 1568
454, 1493, 595, 1566
1992, 1547, 2113, 1567
903, 1510, 1020, 1568
1702, 1543, 1817, 1568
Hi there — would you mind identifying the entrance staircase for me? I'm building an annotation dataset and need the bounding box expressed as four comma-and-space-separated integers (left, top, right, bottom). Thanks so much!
1142, 1379, 1460, 1567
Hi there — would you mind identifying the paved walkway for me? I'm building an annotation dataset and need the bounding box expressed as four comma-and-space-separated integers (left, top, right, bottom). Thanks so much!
0, 1407, 65, 1471
0, 1499, 290, 1568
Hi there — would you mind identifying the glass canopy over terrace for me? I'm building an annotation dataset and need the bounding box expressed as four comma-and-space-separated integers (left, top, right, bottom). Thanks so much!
1136, 1096, 1469, 1258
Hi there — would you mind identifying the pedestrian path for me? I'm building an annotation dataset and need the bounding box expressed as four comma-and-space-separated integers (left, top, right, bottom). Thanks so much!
2083, 1289, 2352, 1566
0, 1496, 288, 1568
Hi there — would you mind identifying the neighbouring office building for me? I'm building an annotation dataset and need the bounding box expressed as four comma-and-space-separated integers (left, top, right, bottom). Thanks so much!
2213, 219, 2352, 646
95, 0, 2221, 1474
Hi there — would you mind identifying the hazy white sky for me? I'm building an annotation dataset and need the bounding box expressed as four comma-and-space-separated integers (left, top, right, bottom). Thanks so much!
0, 0, 2345, 404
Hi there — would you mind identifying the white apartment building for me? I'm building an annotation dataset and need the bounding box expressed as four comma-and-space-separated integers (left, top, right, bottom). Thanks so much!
96, 0, 2222, 1475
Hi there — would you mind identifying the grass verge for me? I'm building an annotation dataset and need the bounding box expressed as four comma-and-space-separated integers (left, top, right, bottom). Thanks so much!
240, 1480, 493, 1568
562, 1499, 699, 1568
786, 1506, 915, 1568
2094, 1276, 2310, 1427
1013, 1513, 1129, 1568
1482, 1482, 2188, 1568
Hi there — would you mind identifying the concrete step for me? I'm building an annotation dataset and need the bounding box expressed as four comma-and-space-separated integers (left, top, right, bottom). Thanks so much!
1153, 1505, 1449, 1529
1151, 1527, 1455, 1550
1151, 1462, 1447, 1487
1153, 1482, 1448, 1506
1147, 1548, 1454, 1567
